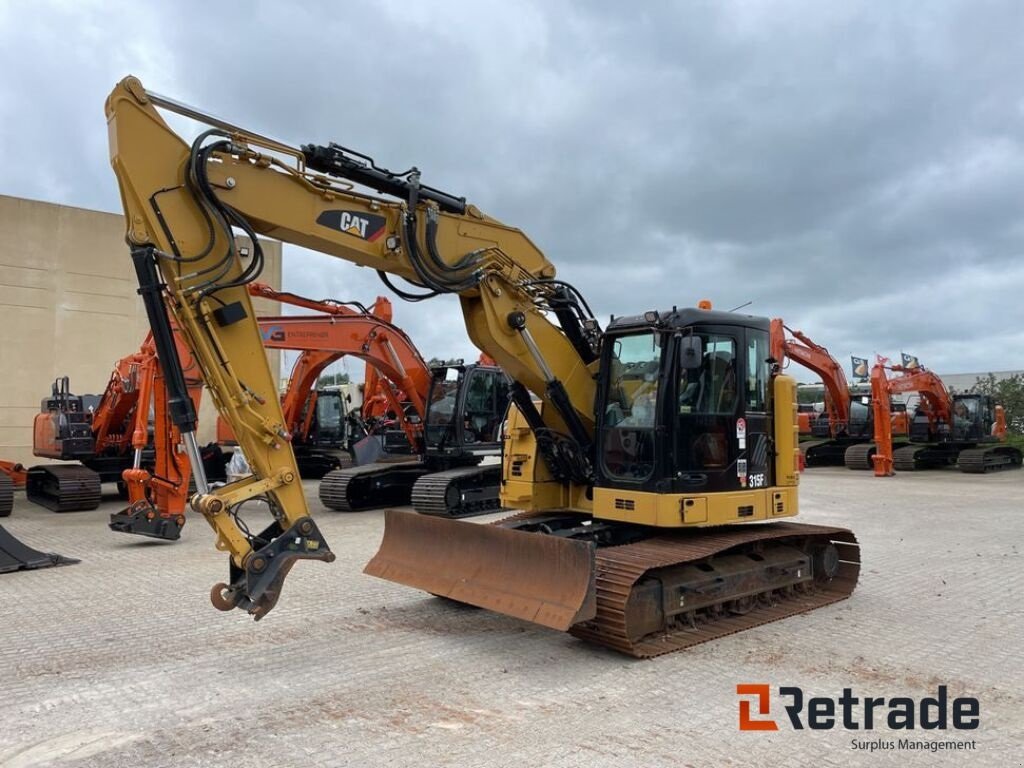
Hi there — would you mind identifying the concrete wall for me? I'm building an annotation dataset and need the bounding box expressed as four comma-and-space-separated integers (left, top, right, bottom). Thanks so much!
0, 194, 281, 466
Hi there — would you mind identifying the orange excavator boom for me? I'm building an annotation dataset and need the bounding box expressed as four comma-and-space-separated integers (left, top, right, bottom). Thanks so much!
769, 319, 851, 433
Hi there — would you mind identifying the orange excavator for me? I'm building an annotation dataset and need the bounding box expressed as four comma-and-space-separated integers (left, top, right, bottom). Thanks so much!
27, 329, 209, 522
248, 289, 509, 517
770, 319, 874, 466
770, 320, 911, 467
231, 284, 425, 477
113, 284, 506, 539
107, 334, 208, 539
247, 285, 510, 518
252, 298, 431, 474
853, 361, 1020, 475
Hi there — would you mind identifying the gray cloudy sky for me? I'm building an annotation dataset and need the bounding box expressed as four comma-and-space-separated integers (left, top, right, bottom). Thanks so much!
2, 0, 1023, 383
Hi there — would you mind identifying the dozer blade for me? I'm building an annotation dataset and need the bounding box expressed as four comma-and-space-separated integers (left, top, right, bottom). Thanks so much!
0, 524, 79, 573
364, 509, 597, 631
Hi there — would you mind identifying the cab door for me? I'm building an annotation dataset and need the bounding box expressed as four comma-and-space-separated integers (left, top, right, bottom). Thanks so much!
740, 328, 772, 490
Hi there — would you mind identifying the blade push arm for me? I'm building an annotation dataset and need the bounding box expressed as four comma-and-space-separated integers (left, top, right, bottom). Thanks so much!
106, 76, 598, 617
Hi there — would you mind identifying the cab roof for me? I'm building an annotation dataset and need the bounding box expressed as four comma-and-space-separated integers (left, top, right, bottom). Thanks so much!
606, 307, 770, 333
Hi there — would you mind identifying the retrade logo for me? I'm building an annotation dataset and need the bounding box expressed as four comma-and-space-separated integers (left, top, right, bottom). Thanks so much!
736, 684, 980, 732
737, 684, 778, 731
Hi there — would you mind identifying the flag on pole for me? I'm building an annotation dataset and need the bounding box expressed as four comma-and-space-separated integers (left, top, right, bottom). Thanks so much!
900, 352, 920, 370
851, 356, 869, 381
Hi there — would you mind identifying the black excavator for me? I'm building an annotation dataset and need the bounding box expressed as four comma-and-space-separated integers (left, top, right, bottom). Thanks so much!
319, 359, 510, 517
899, 392, 1021, 472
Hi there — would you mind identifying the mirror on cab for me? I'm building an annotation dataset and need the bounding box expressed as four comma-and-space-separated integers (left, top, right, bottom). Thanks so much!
680, 334, 702, 369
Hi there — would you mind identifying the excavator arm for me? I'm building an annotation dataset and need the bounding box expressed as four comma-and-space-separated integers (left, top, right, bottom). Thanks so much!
107, 74, 597, 618
769, 318, 851, 433
109, 331, 204, 539
124, 298, 440, 540
882, 365, 953, 427
250, 282, 429, 452
868, 362, 895, 476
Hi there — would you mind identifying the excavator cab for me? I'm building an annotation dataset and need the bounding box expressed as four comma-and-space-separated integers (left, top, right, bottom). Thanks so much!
372, 308, 857, 651
949, 393, 993, 442
597, 309, 772, 495
289, 387, 354, 479
304, 389, 348, 448
423, 362, 509, 458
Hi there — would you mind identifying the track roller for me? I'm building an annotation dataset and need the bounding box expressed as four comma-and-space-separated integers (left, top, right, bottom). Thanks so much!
318, 461, 427, 511
26, 465, 102, 512
843, 443, 876, 470
0, 475, 13, 517
411, 465, 503, 518
957, 445, 1023, 474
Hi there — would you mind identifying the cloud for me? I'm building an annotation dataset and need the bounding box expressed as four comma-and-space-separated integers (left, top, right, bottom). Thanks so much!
2, 0, 1022, 385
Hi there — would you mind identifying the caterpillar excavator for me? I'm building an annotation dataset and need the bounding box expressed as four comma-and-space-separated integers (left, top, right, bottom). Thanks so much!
104, 77, 859, 656
854, 361, 1021, 475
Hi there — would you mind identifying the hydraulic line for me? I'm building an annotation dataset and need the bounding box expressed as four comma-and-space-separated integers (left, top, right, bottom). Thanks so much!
376, 270, 439, 301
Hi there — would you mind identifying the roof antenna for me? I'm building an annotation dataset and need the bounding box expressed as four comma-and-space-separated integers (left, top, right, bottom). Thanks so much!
728, 300, 753, 312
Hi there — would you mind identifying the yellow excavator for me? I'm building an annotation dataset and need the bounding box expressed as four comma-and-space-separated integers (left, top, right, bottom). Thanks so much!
105, 77, 860, 657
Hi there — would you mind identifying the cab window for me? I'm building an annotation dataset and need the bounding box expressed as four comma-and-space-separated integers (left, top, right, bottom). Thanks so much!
745, 330, 768, 412
601, 332, 661, 481
677, 333, 737, 471
678, 335, 737, 416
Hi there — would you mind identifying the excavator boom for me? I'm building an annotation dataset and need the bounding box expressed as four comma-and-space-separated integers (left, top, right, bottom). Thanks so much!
769, 319, 851, 431
106, 76, 592, 619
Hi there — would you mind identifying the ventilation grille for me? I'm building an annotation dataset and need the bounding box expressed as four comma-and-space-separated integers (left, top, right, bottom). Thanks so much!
775, 500, 785, 514
614, 498, 636, 511
510, 460, 525, 478
737, 505, 754, 518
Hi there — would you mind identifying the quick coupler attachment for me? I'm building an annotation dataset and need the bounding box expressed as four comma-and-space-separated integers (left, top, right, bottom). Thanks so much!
109, 501, 185, 541
209, 516, 335, 620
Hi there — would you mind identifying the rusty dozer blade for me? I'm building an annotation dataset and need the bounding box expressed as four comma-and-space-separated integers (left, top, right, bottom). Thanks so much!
365, 510, 597, 631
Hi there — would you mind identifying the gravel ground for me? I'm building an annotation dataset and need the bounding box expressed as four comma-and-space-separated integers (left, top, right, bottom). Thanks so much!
0, 467, 1020, 767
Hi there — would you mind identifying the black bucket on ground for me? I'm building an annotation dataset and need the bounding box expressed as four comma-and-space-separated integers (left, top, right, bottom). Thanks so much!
0, 524, 80, 573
